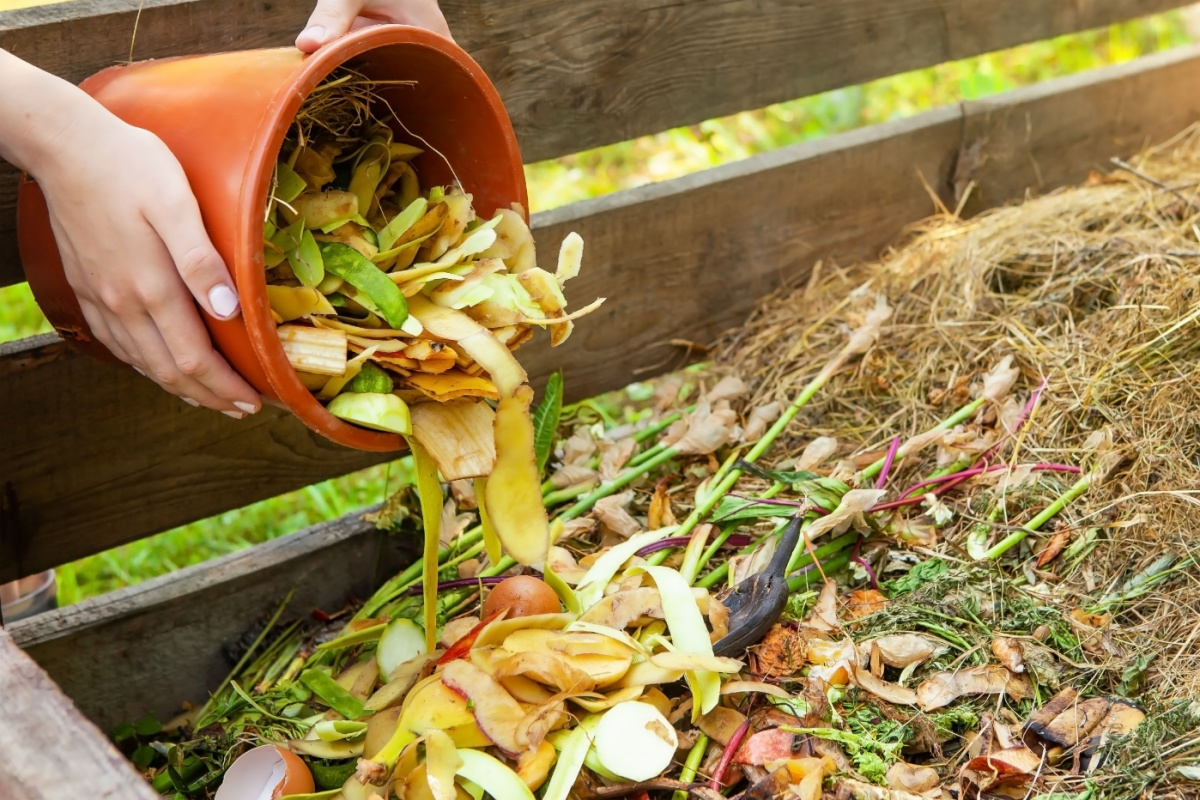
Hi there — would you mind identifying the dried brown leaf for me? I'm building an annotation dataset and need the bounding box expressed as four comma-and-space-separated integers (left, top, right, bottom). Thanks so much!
917, 665, 1034, 711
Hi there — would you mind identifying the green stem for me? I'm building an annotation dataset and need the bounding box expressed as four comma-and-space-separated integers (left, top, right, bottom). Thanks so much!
984, 474, 1092, 560
628, 441, 668, 470
668, 365, 837, 548
693, 526, 735, 580
543, 483, 593, 507
674, 733, 709, 800
359, 529, 485, 619
559, 447, 679, 521
695, 530, 857, 590
787, 551, 852, 592
858, 397, 986, 483
539, 409, 688, 493
196, 591, 293, 726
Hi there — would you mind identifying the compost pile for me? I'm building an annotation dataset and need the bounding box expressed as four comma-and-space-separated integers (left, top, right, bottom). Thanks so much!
131, 130, 1200, 800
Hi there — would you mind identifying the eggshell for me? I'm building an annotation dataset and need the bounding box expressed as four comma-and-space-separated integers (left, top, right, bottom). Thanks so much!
214, 744, 315, 800
482, 575, 561, 619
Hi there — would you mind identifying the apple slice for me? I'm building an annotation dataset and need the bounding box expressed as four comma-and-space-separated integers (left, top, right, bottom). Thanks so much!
441, 660, 527, 756
593, 701, 678, 781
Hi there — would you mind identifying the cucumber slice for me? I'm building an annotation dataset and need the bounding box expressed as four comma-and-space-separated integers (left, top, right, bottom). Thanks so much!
349, 363, 394, 394
319, 242, 409, 329
327, 393, 412, 435
376, 618, 428, 682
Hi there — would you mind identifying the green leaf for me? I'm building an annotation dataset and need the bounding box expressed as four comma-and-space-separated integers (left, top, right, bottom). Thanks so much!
882, 558, 948, 597
288, 229, 325, 287
299, 668, 370, 720
111, 721, 136, 742
133, 715, 162, 737
711, 495, 799, 523
131, 744, 159, 769
532, 371, 564, 475
275, 160, 307, 204
734, 459, 820, 485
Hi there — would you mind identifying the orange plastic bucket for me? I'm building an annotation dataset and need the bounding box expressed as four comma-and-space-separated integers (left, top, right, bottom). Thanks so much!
18, 27, 528, 452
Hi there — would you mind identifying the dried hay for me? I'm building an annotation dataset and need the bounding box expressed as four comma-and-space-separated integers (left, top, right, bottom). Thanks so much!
710, 124, 1200, 796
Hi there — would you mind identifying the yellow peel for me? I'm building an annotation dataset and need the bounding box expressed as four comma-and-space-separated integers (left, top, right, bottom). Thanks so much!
410, 441, 443, 653
484, 386, 550, 566
425, 730, 462, 800
476, 476, 503, 565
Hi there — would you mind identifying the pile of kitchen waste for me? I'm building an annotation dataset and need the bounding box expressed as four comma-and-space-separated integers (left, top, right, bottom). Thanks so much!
124, 129, 1200, 800
261, 66, 602, 644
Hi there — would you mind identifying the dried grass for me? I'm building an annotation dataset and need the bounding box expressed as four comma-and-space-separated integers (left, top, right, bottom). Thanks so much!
714, 124, 1200, 707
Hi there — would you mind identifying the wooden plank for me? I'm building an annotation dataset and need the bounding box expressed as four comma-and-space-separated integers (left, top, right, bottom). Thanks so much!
6, 45, 1200, 581
0, 627, 158, 799
0, 0, 1190, 287
8, 507, 420, 732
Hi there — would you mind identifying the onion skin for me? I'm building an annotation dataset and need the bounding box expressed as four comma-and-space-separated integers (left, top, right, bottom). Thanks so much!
482, 576, 562, 619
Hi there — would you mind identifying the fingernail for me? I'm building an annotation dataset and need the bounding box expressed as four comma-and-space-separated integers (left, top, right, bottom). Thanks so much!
301, 25, 325, 42
182, 397, 200, 407
223, 410, 247, 420
133, 366, 145, 376
234, 401, 259, 415
209, 285, 240, 320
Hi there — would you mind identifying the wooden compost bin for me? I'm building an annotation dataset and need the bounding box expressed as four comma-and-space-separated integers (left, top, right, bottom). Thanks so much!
4, 0, 1200, 795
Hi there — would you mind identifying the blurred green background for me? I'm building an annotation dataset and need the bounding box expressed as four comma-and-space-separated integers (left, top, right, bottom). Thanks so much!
1, 10, 1193, 604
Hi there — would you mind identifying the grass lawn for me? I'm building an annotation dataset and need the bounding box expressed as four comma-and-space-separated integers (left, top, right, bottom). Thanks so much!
1, 10, 1192, 604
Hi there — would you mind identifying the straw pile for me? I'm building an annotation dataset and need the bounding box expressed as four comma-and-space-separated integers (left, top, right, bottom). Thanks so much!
701, 124, 1200, 794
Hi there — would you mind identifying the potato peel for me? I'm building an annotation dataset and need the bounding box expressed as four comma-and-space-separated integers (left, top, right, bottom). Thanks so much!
484, 386, 551, 566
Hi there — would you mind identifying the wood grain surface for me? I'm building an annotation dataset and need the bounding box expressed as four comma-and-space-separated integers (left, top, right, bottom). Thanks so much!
0, 627, 159, 798
8, 507, 422, 731
0, 0, 1189, 286
5, 45, 1200, 581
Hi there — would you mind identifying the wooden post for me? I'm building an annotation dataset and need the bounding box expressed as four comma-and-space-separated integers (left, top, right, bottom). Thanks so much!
0, 628, 157, 799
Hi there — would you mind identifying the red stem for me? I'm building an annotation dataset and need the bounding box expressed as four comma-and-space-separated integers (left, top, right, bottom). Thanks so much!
875, 436, 902, 490
710, 719, 752, 791
868, 463, 1080, 512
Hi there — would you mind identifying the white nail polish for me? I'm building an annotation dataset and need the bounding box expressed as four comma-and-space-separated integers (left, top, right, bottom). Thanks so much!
209, 285, 240, 319
182, 397, 200, 407
223, 410, 246, 420
234, 401, 258, 415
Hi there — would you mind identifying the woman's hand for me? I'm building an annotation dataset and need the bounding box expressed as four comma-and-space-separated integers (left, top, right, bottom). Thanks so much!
296, 0, 451, 52
0, 50, 261, 418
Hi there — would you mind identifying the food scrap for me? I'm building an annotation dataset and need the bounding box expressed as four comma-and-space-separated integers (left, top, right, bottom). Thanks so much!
119, 120, 1200, 800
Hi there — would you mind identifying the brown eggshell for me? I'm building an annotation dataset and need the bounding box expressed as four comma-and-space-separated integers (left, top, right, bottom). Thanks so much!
213, 744, 315, 800
482, 576, 562, 619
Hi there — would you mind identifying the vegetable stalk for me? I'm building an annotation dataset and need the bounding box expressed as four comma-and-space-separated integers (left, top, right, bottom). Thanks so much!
984, 473, 1092, 559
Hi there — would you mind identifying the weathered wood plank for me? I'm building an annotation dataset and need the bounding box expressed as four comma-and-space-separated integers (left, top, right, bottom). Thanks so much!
8, 507, 420, 732
0, 0, 1190, 286
0, 627, 158, 799
6, 45, 1200, 581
